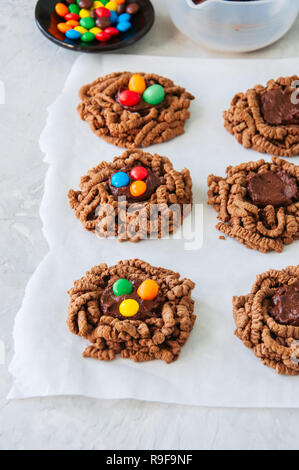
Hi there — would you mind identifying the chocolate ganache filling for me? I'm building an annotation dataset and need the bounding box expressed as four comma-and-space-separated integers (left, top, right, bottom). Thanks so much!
269, 279, 299, 327
109, 162, 164, 203
247, 171, 298, 208
100, 279, 165, 321
261, 88, 299, 126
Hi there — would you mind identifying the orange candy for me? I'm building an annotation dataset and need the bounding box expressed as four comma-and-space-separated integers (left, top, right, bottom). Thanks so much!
130, 180, 147, 197
137, 280, 159, 301
129, 74, 146, 95
57, 23, 73, 33
66, 20, 80, 27
116, 0, 126, 4
55, 3, 69, 17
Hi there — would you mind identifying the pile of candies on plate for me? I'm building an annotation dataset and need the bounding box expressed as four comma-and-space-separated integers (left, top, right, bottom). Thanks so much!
112, 279, 159, 317
111, 165, 149, 197
54, 0, 141, 43
118, 74, 165, 108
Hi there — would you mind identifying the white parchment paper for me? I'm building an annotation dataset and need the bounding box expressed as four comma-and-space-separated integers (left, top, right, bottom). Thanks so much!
8, 55, 299, 406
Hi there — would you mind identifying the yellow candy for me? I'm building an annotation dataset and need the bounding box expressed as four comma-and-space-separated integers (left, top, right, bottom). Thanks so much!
79, 9, 91, 18
74, 26, 88, 34
106, 1, 118, 11
129, 74, 146, 95
137, 280, 159, 301
119, 299, 139, 317
89, 27, 102, 34
92, 1, 104, 7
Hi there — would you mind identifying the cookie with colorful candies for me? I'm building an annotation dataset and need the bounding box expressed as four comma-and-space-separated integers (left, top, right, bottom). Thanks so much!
67, 259, 196, 363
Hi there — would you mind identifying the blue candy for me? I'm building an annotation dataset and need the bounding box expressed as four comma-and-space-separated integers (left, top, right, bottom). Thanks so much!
118, 13, 131, 23
117, 21, 131, 33
65, 29, 81, 40
110, 10, 118, 25
111, 172, 130, 188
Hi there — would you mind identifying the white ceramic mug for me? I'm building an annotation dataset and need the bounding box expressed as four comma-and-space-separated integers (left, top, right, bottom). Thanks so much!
168, 0, 299, 52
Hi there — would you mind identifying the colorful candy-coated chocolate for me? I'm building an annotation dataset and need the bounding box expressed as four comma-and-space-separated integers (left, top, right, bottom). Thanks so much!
116, 20, 131, 32
116, 0, 126, 4
104, 26, 119, 36
79, 8, 91, 17
119, 299, 139, 317
80, 16, 95, 28
130, 166, 148, 181
96, 16, 111, 28
130, 180, 147, 197
143, 84, 165, 106
96, 6, 111, 17
55, 3, 69, 17
111, 172, 130, 188
137, 280, 159, 301
57, 22, 73, 33
106, 1, 118, 11
92, 1, 104, 7
118, 12, 131, 22
66, 19, 80, 26
65, 28, 82, 40
89, 26, 102, 34
74, 25, 88, 34
109, 10, 118, 24
79, 0, 93, 8
81, 31, 96, 42
96, 31, 111, 41
65, 12, 80, 20
101, 0, 109, 4
113, 279, 133, 297
118, 89, 141, 107
126, 2, 140, 15
68, 4, 80, 14
128, 74, 146, 95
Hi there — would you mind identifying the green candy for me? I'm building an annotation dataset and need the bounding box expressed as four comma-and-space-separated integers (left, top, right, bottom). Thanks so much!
69, 4, 80, 14
113, 279, 133, 297
80, 17, 95, 30
81, 32, 96, 42
143, 84, 165, 106
101, 0, 109, 5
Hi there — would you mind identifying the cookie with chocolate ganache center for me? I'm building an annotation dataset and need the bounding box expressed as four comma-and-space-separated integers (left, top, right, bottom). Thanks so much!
223, 75, 299, 157
77, 72, 194, 149
208, 156, 299, 253
68, 149, 193, 243
233, 265, 299, 375
67, 259, 196, 364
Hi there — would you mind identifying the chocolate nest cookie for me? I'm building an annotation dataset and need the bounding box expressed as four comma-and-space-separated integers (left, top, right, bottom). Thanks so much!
68, 149, 193, 242
223, 76, 299, 157
67, 259, 196, 363
77, 72, 194, 149
208, 157, 299, 253
233, 265, 299, 376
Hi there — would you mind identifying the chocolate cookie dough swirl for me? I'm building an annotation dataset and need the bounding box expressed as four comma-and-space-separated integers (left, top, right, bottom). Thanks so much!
223, 76, 299, 157
233, 265, 299, 376
68, 149, 193, 242
208, 157, 299, 253
78, 72, 194, 149
67, 259, 196, 364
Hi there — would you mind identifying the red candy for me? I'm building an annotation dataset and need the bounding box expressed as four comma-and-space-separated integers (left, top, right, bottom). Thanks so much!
96, 7, 111, 17
64, 13, 80, 21
104, 27, 119, 36
96, 31, 111, 42
130, 166, 148, 181
118, 90, 141, 107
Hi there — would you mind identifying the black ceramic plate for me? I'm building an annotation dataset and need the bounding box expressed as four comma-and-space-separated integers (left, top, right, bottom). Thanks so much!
35, 0, 155, 52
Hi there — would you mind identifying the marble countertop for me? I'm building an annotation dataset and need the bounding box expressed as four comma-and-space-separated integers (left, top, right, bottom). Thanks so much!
1, 0, 299, 450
